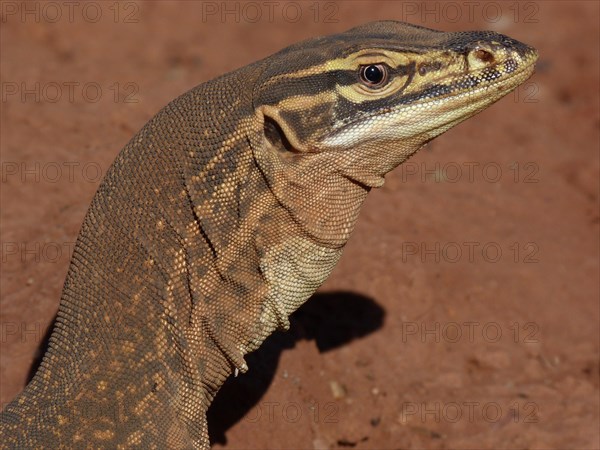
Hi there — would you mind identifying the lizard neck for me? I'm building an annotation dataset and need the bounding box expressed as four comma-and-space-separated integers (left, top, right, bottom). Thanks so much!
1, 62, 368, 448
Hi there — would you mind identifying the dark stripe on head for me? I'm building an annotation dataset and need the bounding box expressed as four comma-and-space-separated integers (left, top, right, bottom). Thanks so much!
262, 62, 417, 107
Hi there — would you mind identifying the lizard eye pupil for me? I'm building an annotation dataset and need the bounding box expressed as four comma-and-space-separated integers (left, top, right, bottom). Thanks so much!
360, 64, 388, 87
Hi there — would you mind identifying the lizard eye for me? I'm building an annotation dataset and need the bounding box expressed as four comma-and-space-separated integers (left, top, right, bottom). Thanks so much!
359, 64, 389, 88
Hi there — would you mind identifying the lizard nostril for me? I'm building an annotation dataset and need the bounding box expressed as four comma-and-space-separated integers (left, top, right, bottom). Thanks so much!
474, 49, 494, 63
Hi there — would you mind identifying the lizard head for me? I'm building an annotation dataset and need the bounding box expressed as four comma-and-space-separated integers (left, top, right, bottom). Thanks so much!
253, 20, 538, 188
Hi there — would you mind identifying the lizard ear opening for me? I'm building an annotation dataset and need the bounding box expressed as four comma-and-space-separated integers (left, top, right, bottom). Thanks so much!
256, 105, 311, 154
264, 116, 296, 158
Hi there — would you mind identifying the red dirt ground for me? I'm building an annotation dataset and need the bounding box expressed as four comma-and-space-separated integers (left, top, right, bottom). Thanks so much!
1, 1, 598, 449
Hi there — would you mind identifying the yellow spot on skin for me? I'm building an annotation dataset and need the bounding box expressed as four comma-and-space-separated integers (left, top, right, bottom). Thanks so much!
94, 429, 115, 440
156, 219, 165, 231
122, 341, 135, 354
97, 380, 108, 391
57, 415, 68, 425
127, 430, 144, 445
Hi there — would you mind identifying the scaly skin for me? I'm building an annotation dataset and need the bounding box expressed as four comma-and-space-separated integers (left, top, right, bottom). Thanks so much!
0, 21, 537, 449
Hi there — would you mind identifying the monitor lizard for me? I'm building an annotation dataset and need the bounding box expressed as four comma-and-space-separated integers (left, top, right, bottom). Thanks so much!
0, 21, 537, 449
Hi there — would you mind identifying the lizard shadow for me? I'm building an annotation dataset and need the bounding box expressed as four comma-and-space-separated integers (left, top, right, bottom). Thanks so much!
207, 290, 385, 446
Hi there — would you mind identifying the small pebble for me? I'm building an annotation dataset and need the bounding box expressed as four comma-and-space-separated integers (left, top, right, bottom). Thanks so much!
329, 380, 346, 399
